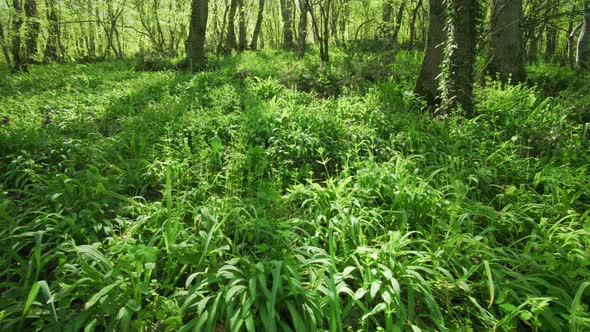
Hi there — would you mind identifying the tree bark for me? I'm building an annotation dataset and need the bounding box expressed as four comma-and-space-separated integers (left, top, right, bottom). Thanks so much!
487, 0, 526, 84
45, 0, 60, 62
440, 0, 478, 116
0, 21, 12, 68
24, 0, 40, 60
280, 0, 294, 49
238, 0, 246, 51
409, 0, 423, 49
298, 0, 309, 58
11, 0, 24, 70
577, 1, 590, 70
250, 0, 265, 49
225, 0, 238, 52
569, 22, 583, 69
186, 0, 208, 70
414, 0, 445, 104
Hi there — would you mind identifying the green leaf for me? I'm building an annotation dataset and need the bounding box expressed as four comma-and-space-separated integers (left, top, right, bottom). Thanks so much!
23, 282, 41, 316
85, 283, 119, 310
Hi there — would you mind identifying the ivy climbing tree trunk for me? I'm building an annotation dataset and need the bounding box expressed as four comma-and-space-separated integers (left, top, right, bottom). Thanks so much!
280, 0, 294, 49
11, 0, 24, 70
24, 0, 40, 61
186, 0, 208, 70
414, 0, 445, 104
440, 0, 479, 116
487, 0, 526, 84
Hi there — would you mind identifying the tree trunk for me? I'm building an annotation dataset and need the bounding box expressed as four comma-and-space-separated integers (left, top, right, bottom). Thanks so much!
88, 0, 96, 56
280, 0, 294, 49
45, 0, 60, 62
440, 0, 478, 116
238, 0, 247, 51
414, 0, 445, 104
391, 2, 406, 43
577, 1, 590, 70
298, 0, 309, 58
186, 0, 209, 70
24, 0, 40, 60
0, 21, 12, 68
409, 0, 423, 49
11, 0, 24, 70
569, 22, 583, 69
225, 0, 238, 52
250, 0, 265, 49
487, 0, 526, 84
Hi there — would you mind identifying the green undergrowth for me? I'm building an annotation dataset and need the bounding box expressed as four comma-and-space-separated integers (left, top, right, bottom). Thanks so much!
0, 49, 589, 331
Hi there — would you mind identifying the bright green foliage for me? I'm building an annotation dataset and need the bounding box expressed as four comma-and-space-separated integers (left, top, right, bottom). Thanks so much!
0, 49, 589, 331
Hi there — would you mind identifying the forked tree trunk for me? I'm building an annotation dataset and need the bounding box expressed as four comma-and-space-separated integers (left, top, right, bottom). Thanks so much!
186, 0, 208, 70
225, 0, 239, 52
569, 22, 582, 69
487, 0, 526, 84
414, 0, 445, 104
440, 0, 478, 116
250, 0, 265, 50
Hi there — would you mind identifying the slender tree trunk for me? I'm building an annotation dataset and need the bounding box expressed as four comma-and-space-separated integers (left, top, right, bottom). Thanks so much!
225, 0, 239, 52
441, 0, 479, 116
24, 0, 40, 61
569, 22, 583, 69
298, 0, 309, 58
250, 0, 265, 49
11, 0, 24, 70
186, 0, 209, 70
577, 1, 590, 70
487, 0, 526, 84
238, 0, 247, 51
391, 2, 406, 43
280, 0, 294, 49
88, 0, 96, 56
409, 0, 423, 49
414, 0, 445, 104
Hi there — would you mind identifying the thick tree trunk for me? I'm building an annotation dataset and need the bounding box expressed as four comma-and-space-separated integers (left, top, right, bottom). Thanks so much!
441, 0, 478, 116
298, 0, 309, 58
280, 0, 294, 49
414, 0, 445, 104
238, 0, 246, 51
225, 0, 238, 52
250, 0, 265, 50
186, 0, 208, 70
45, 0, 60, 62
487, 0, 526, 84
24, 0, 40, 60
577, 1, 590, 70
11, 0, 24, 70
0, 21, 12, 68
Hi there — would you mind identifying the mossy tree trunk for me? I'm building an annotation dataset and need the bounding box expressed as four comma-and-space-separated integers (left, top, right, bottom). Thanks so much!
280, 0, 294, 49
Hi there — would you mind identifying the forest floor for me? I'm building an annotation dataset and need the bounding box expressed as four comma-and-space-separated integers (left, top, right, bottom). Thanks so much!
1, 48, 589, 331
